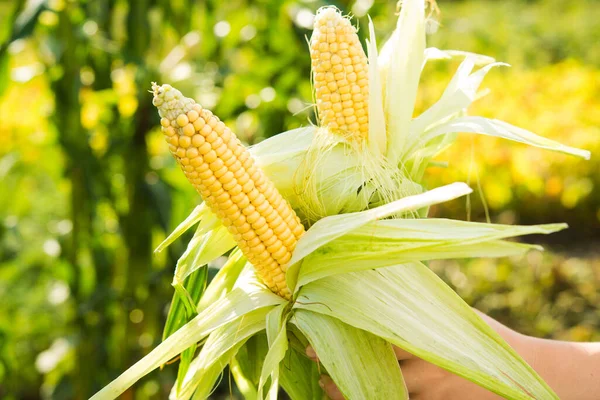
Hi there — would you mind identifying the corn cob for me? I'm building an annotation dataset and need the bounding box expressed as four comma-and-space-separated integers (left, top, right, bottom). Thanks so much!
151, 83, 304, 299
310, 7, 369, 140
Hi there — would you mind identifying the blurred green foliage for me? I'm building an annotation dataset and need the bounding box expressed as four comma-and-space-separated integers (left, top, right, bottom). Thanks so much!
0, 0, 598, 399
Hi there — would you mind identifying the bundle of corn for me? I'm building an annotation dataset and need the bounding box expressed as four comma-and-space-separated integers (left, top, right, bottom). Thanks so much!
93, 1, 590, 400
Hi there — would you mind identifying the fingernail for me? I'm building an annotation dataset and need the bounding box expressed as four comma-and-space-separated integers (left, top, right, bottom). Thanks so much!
306, 345, 317, 359
318, 379, 325, 389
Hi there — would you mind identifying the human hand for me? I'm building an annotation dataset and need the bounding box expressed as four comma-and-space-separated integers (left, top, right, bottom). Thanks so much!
306, 311, 600, 400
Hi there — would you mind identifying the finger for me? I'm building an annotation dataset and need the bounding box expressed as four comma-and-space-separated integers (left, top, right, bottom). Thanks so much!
393, 345, 414, 361
306, 345, 318, 361
319, 375, 345, 400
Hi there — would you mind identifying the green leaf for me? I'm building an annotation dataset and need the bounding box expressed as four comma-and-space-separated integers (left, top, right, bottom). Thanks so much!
230, 356, 259, 400
292, 310, 408, 400
279, 348, 323, 400
257, 304, 289, 399
250, 126, 315, 210
297, 219, 566, 286
91, 286, 285, 400
295, 264, 558, 399
250, 126, 315, 168
163, 267, 209, 341
409, 58, 507, 144
234, 333, 270, 392
197, 249, 247, 311
174, 222, 236, 284
287, 182, 473, 290
173, 307, 272, 400
162, 267, 209, 382
422, 116, 591, 159
0, 53, 9, 98
155, 204, 209, 253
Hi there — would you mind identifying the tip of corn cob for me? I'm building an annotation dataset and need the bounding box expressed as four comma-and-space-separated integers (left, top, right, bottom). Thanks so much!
151, 82, 196, 122
151, 83, 305, 300
310, 7, 369, 141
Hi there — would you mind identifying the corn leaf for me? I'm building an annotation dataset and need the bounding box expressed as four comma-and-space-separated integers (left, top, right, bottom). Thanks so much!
423, 47, 496, 68
279, 348, 323, 400
287, 182, 472, 289
154, 203, 210, 253
406, 131, 457, 181
163, 266, 209, 341
251, 127, 314, 204
163, 267, 209, 385
173, 307, 272, 400
297, 219, 566, 286
188, 353, 236, 400
257, 304, 289, 399
384, 0, 426, 164
233, 333, 269, 394
90, 287, 285, 400
292, 141, 368, 221
230, 356, 259, 400
292, 310, 408, 400
366, 18, 386, 156
421, 116, 591, 159
295, 264, 558, 399
174, 223, 236, 284
250, 126, 315, 167
197, 249, 247, 311
409, 58, 508, 147
311, 166, 367, 218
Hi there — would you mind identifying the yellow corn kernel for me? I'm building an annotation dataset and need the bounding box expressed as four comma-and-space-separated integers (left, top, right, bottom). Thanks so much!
151, 82, 304, 299
310, 7, 369, 140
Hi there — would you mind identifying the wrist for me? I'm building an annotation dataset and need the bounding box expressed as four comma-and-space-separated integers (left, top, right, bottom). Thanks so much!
517, 336, 600, 400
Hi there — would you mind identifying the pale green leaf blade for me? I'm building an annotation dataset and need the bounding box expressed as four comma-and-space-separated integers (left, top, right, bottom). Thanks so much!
91, 287, 284, 400
409, 59, 508, 141
250, 126, 315, 167
257, 304, 289, 399
297, 219, 564, 286
288, 182, 472, 268
292, 310, 408, 400
385, 0, 426, 164
174, 224, 236, 284
155, 204, 208, 253
251, 127, 315, 207
299, 241, 540, 287
422, 116, 591, 159
423, 47, 496, 68
257, 329, 287, 399
197, 249, 247, 311
174, 307, 271, 400
295, 265, 558, 399
367, 18, 386, 155
355, 218, 566, 241
188, 351, 237, 400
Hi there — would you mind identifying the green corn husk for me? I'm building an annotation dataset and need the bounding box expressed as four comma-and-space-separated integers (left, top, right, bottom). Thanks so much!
92, 1, 591, 400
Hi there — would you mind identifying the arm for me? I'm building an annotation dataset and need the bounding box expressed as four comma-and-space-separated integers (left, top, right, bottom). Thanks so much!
309, 312, 600, 400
